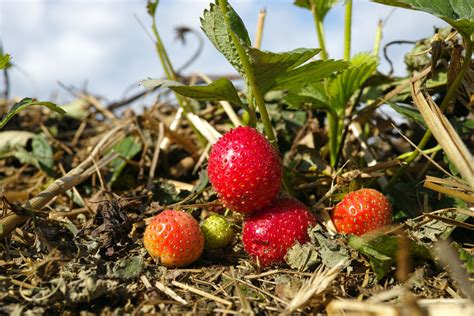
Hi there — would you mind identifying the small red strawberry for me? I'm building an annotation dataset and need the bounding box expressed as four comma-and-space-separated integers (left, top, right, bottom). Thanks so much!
143, 210, 204, 268
331, 188, 392, 236
208, 126, 282, 213
242, 197, 316, 267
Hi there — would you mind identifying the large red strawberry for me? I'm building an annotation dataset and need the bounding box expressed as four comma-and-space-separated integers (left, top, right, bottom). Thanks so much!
242, 197, 316, 267
208, 126, 282, 213
331, 188, 392, 236
143, 210, 204, 267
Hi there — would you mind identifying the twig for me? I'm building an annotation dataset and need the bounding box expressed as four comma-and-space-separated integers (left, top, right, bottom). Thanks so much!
171, 280, 232, 307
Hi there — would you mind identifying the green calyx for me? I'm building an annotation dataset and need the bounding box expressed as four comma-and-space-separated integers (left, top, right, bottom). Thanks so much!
201, 214, 234, 250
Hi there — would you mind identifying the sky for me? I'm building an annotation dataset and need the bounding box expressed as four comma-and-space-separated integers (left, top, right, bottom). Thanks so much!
0, 0, 447, 105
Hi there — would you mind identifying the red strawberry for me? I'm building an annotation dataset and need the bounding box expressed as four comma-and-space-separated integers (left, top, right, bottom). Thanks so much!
208, 126, 282, 213
143, 210, 204, 268
331, 188, 392, 236
242, 197, 316, 267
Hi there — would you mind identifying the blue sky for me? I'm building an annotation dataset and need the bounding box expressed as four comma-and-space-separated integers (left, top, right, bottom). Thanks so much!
0, 0, 446, 104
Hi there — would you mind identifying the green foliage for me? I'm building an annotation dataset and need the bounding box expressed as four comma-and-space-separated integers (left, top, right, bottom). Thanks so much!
0, 98, 66, 129
348, 234, 431, 280
387, 102, 427, 127
0, 53, 10, 69
247, 46, 348, 93
146, 0, 159, 17
328, 53, 378, 114
14, 134, 54, 174
371, 0, 474, 36
285, 53, 377, 114
294, 0, 340, 20
200, 1, 251, 76
140, 78, 243, 107
108, 136, 142, 185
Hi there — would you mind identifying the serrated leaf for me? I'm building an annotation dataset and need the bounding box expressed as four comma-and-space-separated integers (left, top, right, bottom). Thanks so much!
387, 102, 427, 127
200, 1, 250, 76
0, 53, 11, 69
0, 98, 66, 129
372, 0, 474, 36
328, 53, 378, 114
247, 47, 320, 93
294, 0, 340, 20
274, 59, 349, 92
285, 82, 332, 112
140, 78, 243, 107
108, 136, 142, 185
348, 234, 431, 280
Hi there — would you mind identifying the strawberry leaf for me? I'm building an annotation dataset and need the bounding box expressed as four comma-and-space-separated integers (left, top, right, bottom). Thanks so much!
327, 52, 378, 114
246, 47, 346, 94
294, 0, 340, 20
140, 78, 243, 107
0, 98, 66, 129
371, 0, 474, 36
200, 1, 251, 76
285, 82, 333, 113
349, 234, 432, 280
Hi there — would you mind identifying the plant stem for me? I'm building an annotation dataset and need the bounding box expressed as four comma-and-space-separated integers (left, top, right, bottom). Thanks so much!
310, 2, 328, 60
219, 0, 277, 147
328, 112, 339, 167
151, 18, 192, 114
373, 20, 383, 57
386, 36, 472, 190
343, 0, 352, 61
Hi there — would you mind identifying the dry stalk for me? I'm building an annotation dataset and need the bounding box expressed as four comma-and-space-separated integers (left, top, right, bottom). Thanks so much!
0, 124, 131, 238
286, 259, 348, 312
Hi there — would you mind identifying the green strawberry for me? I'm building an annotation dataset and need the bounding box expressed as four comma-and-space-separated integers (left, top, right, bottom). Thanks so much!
201, 214, 234, 249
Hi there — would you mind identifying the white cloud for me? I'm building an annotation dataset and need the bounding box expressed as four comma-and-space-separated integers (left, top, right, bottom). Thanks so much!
0, 0, 447, 102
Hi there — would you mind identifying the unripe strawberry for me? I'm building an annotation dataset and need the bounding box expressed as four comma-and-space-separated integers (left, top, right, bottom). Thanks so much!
242, 197, 316, 267
143, 210, 204, 268
201, 214, 233, 249
331, 188, 392, 236
207, 126, 282, 213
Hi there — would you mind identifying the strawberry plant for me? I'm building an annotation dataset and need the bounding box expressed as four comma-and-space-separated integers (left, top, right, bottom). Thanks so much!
0, 0, 473, 314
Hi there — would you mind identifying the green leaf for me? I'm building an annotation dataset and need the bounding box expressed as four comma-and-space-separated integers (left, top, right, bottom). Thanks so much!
285, 82, 332, 112
274, 59, 349, 92
201, 1, 251, 76
0, 98, 66, 129
247, 47, 320, 93
146, 0, 159, 16
294, 0, 340, 20
0, 53, 10, 69
14, 134, 54, 173
348, 234, 431, 280
387, 102, 427, 127
108, 136, 142, 185
140, 78, 243, 107
328, 52, 378, 114
371, 0, 474, 36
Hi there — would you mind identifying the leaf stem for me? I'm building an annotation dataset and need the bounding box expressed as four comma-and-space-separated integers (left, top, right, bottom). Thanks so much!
328, 112, 339, 166
219, 0, 277, 147
386, 36, 472, 190
310, 1, 328, 60
343, 0, 352, 61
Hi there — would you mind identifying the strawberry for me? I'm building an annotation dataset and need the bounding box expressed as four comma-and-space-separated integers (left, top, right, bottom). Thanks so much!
201, 213, 234, 249
242, 197, 316, 267
143, 210, 204, 268
207, 126, 282, 213
331, 188, 392, 236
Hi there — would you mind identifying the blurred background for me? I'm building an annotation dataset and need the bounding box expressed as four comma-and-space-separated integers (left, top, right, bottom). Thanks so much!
0, 0, 447, 104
